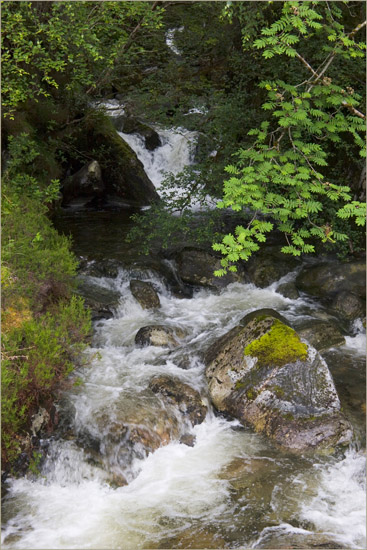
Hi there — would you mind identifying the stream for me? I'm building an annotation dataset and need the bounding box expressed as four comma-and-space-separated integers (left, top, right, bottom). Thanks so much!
2, 113, 366, 549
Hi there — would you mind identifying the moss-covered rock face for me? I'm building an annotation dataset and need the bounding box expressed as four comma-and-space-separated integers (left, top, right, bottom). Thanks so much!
69, 113, 160, 207
244, 319, 308, 368
205, 312, 353, 453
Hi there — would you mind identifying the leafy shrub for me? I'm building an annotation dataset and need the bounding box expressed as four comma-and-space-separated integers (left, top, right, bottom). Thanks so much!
2, 297, 91, 466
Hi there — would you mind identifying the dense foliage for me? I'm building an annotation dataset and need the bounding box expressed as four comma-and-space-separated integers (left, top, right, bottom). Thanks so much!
125, 1, 365, 261
213, 1, 366, 274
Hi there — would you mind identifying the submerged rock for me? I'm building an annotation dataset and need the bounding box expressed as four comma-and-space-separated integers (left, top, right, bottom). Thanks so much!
130, 279, 160, 309
135, 325, 186, 348
176, 247, 247, 290
205, 311, 352, 452
149, 374, 207, 426
297, 320, 346, 352
85, 394, 181, 465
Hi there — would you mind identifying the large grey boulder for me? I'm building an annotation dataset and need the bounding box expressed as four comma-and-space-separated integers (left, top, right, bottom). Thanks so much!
149, 375, 207, 426
176, 247, 247, 291
205, 311, 352, 452
296, 260, 365, 299
130, 280, 160, 309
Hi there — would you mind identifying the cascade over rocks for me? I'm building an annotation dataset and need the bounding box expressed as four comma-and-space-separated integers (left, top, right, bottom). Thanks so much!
79, 393, 181, 466
296, 260, 366, 299
149, 375, 207, 426
205, 311, 352, 452
130, 279, 161, 309
135, 325, 186, 348
175, 247, 248, 290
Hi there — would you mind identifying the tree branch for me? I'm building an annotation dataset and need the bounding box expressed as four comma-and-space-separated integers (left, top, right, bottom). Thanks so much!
86, 1, 161, 96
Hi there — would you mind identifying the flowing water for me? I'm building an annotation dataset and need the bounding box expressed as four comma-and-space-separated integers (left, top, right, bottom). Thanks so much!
2, 110, 366, 549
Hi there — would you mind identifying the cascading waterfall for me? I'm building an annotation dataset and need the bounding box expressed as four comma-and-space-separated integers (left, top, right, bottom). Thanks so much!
119, 127, 197, 191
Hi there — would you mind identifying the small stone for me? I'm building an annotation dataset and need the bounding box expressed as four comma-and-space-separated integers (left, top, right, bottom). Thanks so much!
135, 325, 185, 348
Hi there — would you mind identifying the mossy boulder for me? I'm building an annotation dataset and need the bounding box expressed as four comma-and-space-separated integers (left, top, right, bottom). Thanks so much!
205, 312, 352, 452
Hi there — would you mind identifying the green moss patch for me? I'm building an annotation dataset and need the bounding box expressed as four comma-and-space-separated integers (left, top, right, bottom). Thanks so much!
244, 319, 308, 368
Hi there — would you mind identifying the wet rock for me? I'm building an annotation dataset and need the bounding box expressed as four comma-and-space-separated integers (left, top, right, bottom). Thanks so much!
205, 311, 352, 452
130, 279, 160, 309
75, 278, 120, 320
176, 247, 247, 290
149, 375, 207, 426
79, 258, 122, 279
179, 433, 196, 447
276, 281, 300, 299
31, 408, 50, 437
254, 529, 346, 548
121, 117, 162, 151
246, 246, 301, 288
162, 529, 227, 549
296, 260, 366, 299
62, 160, 104, 205
331, 290, 365, 321
135, 325, 185, 348
90, 394, 181, 465
297, 320, 346, 352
